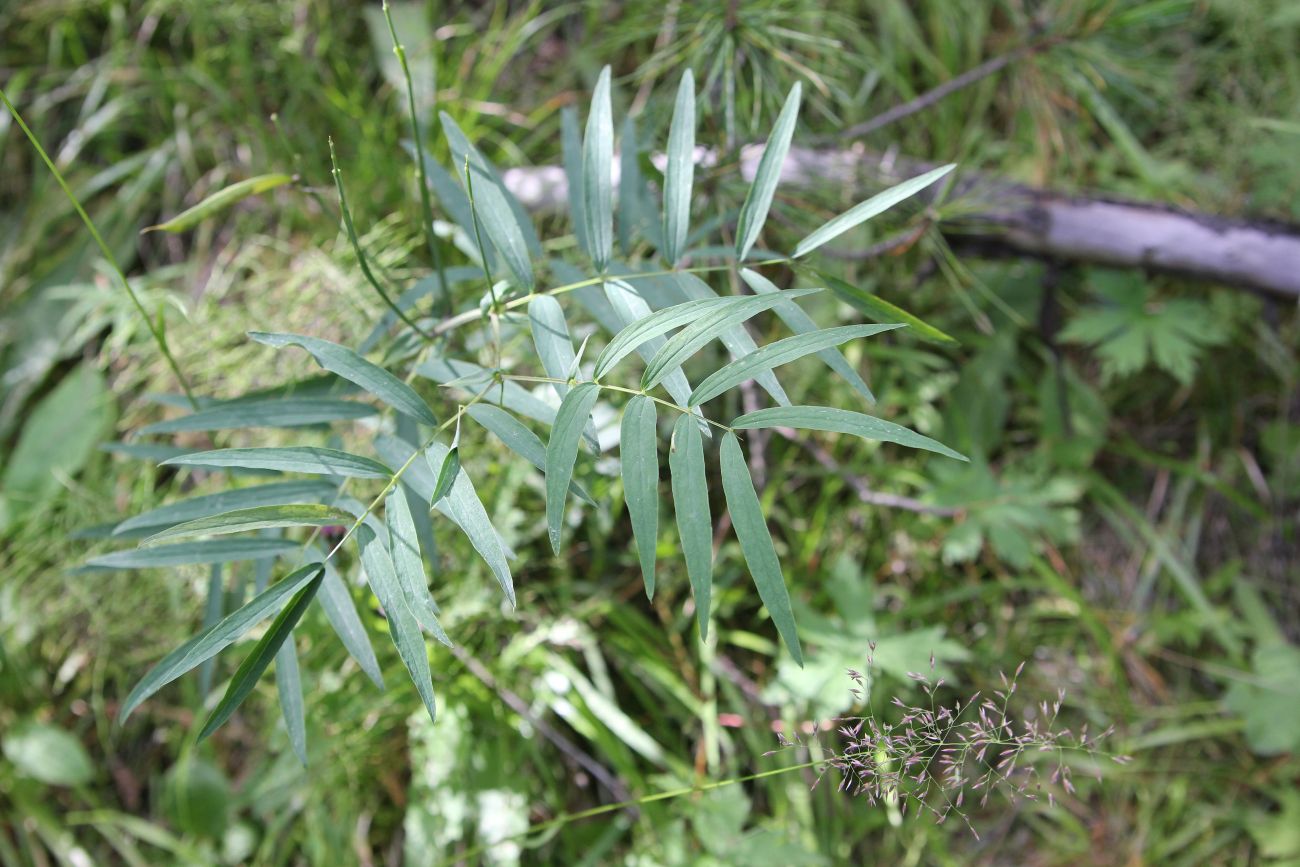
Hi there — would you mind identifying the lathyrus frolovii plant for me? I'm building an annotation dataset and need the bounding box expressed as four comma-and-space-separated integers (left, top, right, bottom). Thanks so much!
87, 60, 964, 761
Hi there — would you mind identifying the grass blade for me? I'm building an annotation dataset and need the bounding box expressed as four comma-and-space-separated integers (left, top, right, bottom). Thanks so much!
545, 382, 600, 554
732, 406, 968, 461
140, 398, 375, 434
143, 504, 355, 545
719, 433, 802, 664
792, 164, 955, 258
164, 447, 392, 479
583, 66, 614, 270
741, 268, 875, 402
641, 288, 821, 390
356, 525, 437, 723
198, 568, 325, 741
249, 332, 439, 426
620, 396, 659, 598
85, 539, 298, 570
119, 562, 324, 721
690, 323, 904, 406
663, 70, 696, 266
142, 174, 292, 234
670, 414, 713, 636
735, 82, 801, 260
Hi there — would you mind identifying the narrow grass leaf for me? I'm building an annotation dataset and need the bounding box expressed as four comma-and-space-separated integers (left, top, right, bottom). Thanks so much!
356, 525, 437, 723
663, 70, 696, 266
465, 405, 595, 504
164, 447, 392, 479
528, 296, 577, 397
545, 382, 600, 554
620, 396, 659, 598
143, 504, 355, 545
641, 288, 821, 389
690, 323, 904, 406
735, 83, 801, 260
719, 433, 802, 664
792, 164, 956, 258
115, 481, 339, 536
439, 112, 535, 289
741, 268, 875, 401
732, 406, 969, 461
85, 538, 297, 570
582, 66, 614, 270
819, 272, 959, 345
669, 414, 713, 636
314, 557, 385, 689
385, 491, 451, 647
249, 332, 439, 426
142, 174, 292, 234
140, 398, 375, 434
119, 562, 324, 721
274, 638, 307, 765
198, 568, 324, 741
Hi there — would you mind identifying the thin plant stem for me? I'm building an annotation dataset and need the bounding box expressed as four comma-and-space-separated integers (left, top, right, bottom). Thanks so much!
0, 86, 198, 408
328, 138, 434, 340
440, 759, 826, 866
381, 0, 450, 315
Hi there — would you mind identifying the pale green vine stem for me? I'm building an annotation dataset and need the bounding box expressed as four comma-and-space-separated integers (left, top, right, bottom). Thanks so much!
0, 86, 199, 408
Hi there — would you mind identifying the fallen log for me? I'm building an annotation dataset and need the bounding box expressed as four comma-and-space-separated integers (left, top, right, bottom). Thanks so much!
500, 145, 1300, 300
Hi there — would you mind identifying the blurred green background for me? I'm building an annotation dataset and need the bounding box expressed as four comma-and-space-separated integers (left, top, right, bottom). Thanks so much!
1, 0, 1298, 864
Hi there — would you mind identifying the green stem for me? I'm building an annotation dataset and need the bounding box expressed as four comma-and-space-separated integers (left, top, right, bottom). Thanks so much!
441, 758, 826, 866
328, 138, 434, 340
0, 86, 198, 408
381, 0, 450, 316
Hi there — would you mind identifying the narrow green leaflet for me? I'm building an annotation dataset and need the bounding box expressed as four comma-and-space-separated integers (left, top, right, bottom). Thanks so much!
465, 405, 595, 505
561, 106, 589, 256
732, 406, 968, 461
594, 295, 733, 379
735, 82, 801, 260
669, 414, 712, 636
741, 268, 875, 402
85, 538, 297, 570
119, 562, 324, 720
164, 447, 391, 479
545, 383, 601, 554
439, 111, 535, 289
662, 69, 696, 266
143, 504, 356, 545
140, 398, 375, 434
428, 447, 460, 504
423, 157, 495, 270
249, 332, 439, 426
582, 66, 614, 270
792, 164, 955, 258
641, 288, 822, 389
114, 481, 339, 536
356, 525, 438, 723
719, 433, 802, 664
142, 174, 292, 233
385, 491, 451, 647
820, 272, 958, 346
274, 638, 307, 765
313, 556, 385, 689
528, 296, 577, 397
418, 357, 593, 446
690, 323, 905, 406
198, 568, 325, 741
620, 396, 659, 598
374, 435, 516, 606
